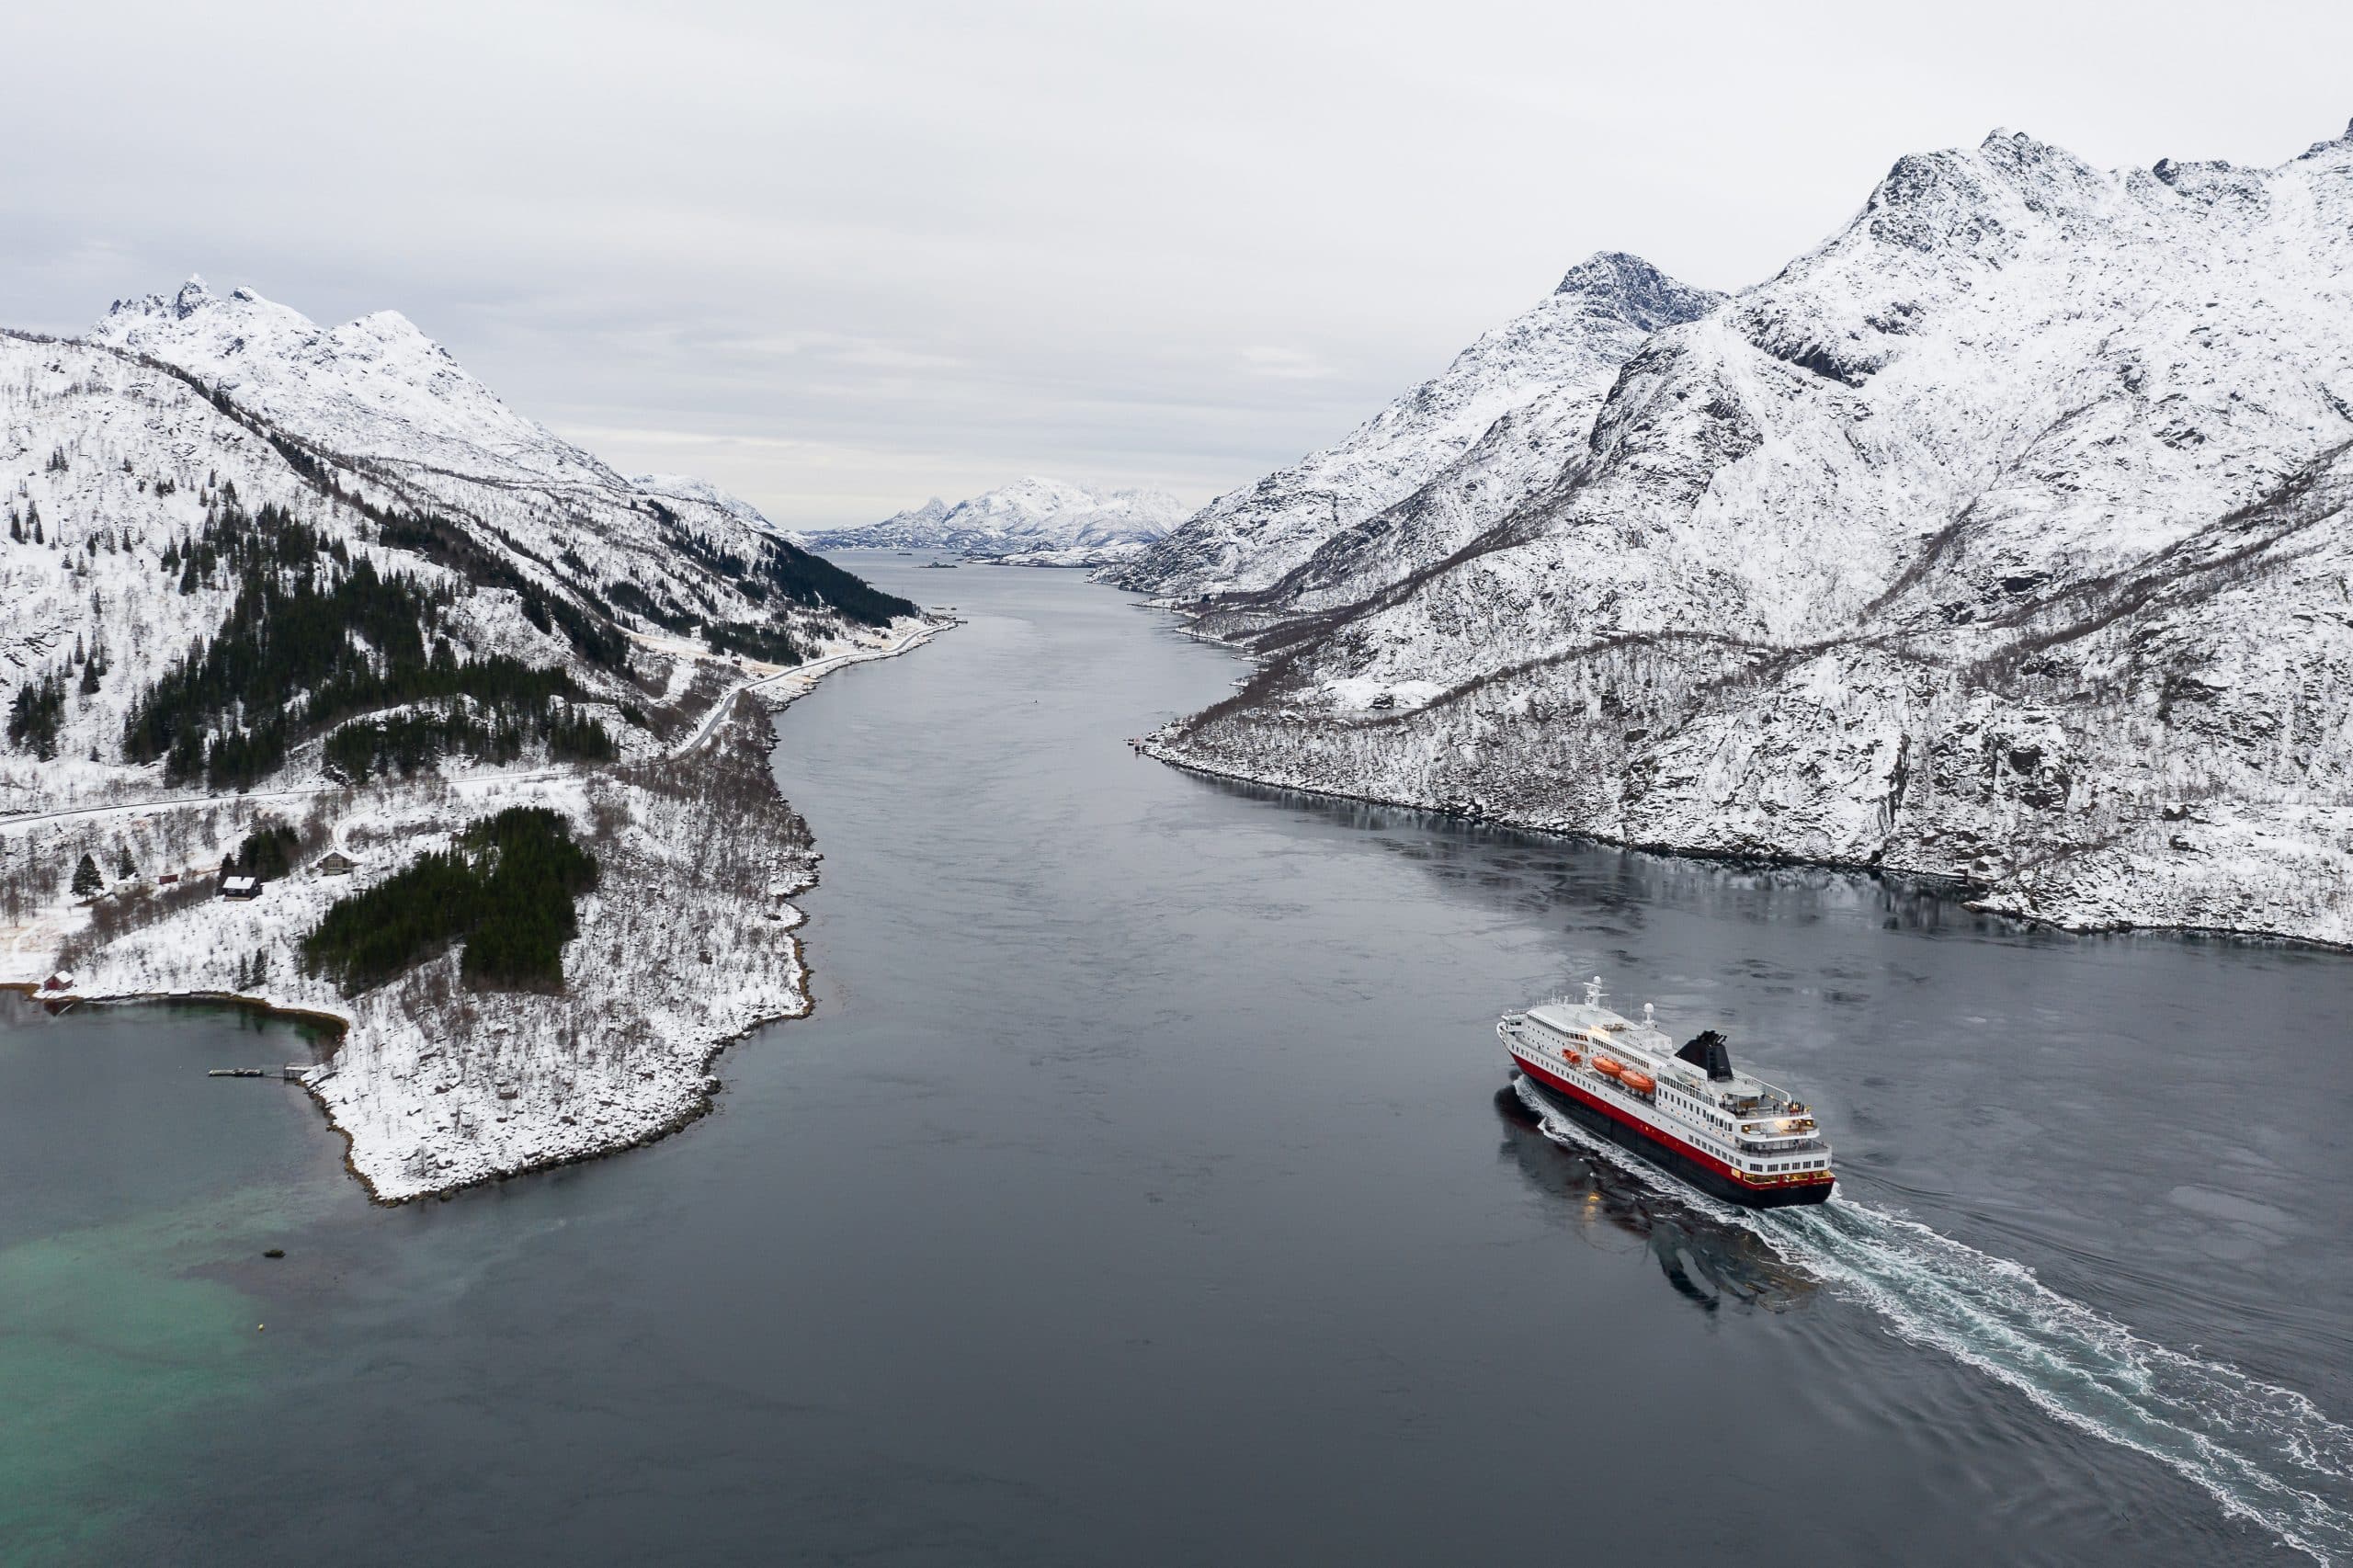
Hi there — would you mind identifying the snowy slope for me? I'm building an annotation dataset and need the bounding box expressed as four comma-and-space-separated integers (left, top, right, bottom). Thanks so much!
1115, 253, 1723, 598
802, 476, 1185, 563
1, 331, 343, 802
84, 278, 900, 650
1154, 121, 2353, 947
91, 279, 619, 491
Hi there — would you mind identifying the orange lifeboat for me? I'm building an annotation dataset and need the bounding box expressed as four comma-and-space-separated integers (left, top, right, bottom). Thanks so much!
1620, 1069, 1656, 1095
1593, 1056, 1625, 1079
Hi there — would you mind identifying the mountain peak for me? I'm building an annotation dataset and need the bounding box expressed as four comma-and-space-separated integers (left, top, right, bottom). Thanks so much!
1553, 252, 1722, 333
172, 276, 213, 318
1555, 250, 1662, 298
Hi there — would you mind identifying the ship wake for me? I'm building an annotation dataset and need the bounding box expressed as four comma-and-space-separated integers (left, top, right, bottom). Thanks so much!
1515, 1077, 2353, 1563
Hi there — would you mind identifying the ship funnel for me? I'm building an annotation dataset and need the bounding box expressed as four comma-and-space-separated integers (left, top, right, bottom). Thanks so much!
1677, 1029, 1735, 1081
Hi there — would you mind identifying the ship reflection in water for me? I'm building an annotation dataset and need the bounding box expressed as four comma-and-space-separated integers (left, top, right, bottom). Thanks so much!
1494, 1085, 1815, 1313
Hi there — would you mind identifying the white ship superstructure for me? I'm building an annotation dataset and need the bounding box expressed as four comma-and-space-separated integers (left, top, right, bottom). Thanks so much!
1498, 979, 1834, 1208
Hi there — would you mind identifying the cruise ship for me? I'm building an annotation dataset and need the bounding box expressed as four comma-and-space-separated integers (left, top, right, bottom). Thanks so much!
1498, 979, 1834, 1208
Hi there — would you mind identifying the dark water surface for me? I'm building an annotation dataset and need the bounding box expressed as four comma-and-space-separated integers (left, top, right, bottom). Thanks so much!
7, 560, 2352, 1565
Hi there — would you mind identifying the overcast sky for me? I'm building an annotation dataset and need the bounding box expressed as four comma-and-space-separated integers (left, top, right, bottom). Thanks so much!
6, 1, 2350, 528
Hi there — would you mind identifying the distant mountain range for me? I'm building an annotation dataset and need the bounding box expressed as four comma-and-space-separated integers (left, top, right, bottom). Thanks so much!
1136, 119, 2353, 949
800, 477, 1185, 565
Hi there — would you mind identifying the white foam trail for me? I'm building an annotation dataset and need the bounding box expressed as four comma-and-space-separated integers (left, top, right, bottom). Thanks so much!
1514, 1078, 2353, 1562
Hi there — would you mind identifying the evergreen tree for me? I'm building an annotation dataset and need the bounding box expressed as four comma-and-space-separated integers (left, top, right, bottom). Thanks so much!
72, 854, 102, 898
6, 672, 66, 759
115, 845, 137, 880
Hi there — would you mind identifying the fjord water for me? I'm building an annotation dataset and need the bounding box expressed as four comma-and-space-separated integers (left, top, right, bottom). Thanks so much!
6, 561, 2352, 1565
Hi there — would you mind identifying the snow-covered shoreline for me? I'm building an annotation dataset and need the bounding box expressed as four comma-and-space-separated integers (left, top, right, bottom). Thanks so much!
4, 619, 950, 1202
1136, 721, 2353, 957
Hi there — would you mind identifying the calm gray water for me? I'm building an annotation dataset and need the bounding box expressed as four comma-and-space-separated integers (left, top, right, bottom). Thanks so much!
6, 558, 2352, 1566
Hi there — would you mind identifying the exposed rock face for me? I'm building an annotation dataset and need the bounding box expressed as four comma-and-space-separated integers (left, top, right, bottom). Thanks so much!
1114, 252, 1724, 599
1150, 123, 2353, 947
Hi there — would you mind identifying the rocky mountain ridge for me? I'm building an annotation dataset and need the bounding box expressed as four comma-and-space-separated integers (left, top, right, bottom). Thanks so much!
1113, 252, 1724, 599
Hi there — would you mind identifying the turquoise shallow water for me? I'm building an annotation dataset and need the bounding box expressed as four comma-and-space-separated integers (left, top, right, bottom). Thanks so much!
5, 561, 2351, 1565
0, 1000, 349, 1562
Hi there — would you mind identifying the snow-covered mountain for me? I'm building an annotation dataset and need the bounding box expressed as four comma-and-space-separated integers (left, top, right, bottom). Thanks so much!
91, 278, 614, 492
4, 278, 917, 801
81, 278, 914, 641
1150, 121, 2353, 948
1115, 253, 1723, 599
802, 477, 1185, 565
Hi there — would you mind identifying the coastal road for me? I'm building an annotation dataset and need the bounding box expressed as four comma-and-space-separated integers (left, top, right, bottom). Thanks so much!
0, 618, 951, 843
1, 621, 953, 838
665, 619, 949, 760
0, 767, 574, 841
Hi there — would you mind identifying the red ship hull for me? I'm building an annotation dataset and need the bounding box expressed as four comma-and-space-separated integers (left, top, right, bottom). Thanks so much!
1510, 1054, 1835, 1210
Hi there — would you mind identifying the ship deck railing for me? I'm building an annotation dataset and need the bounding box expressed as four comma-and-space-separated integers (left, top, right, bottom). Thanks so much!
1738, 1135, 1829, 1154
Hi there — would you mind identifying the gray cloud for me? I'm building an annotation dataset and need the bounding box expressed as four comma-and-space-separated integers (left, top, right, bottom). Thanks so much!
6, 0, 2349, 526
